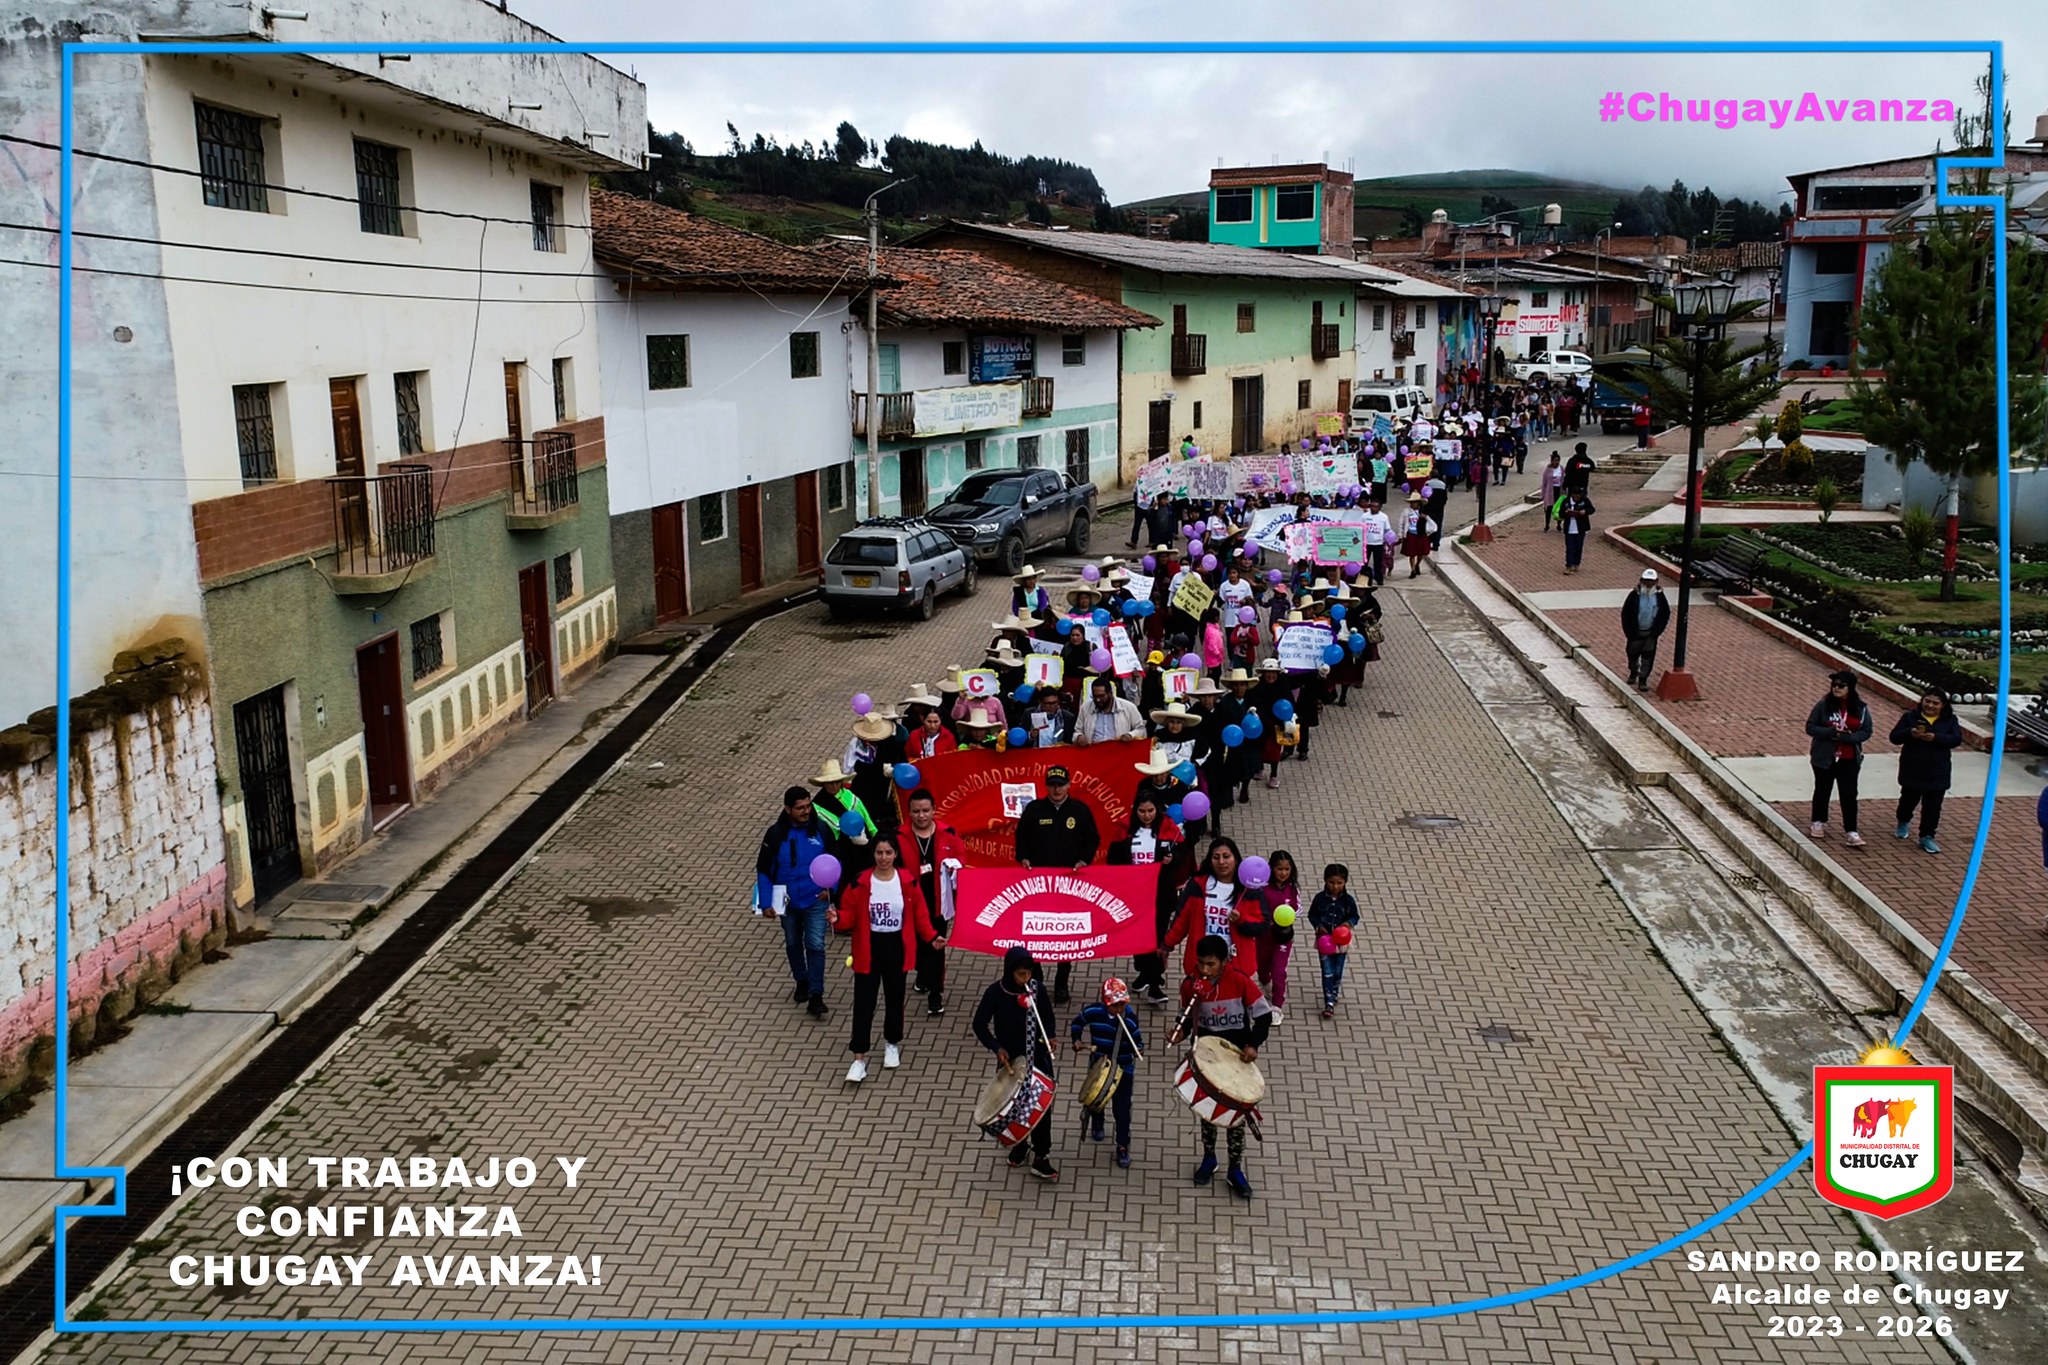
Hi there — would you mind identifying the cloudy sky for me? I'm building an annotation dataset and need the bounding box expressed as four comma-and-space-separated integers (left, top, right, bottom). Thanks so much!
511, 3, 2043, 210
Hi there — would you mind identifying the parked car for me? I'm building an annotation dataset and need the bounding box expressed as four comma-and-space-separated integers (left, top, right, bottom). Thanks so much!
924, 468, 1097, 574
819, 518, 977, 621
1347, 383, 1431, 433
1511, 350, 1594, 381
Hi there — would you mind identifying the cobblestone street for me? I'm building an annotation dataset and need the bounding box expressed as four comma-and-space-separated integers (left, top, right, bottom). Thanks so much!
34, 566, 1961, 1364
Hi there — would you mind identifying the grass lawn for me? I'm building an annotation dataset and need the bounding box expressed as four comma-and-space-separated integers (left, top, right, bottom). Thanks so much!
1794, 399, 1864, 432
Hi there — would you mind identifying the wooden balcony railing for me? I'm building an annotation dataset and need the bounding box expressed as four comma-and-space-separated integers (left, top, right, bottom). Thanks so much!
1170, 333, 1207, 375
507, 430, 580, 528
1311, 322, 1343, 360
1021, 375, 1054, 418
329, 463, 435, 588
850, 390, 917, 440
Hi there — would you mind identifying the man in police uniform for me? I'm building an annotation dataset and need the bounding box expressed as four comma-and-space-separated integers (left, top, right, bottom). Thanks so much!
1013, 765, 1101, 1003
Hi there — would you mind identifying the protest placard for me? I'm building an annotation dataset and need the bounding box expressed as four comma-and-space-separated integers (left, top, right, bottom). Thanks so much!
1314, 412, 1345, 437
1230, 455, 1284, 494
1433, 437, 1463, 463
961, 669, 1000, 698
1123, 571, 1154, 601
1276, 623, 1335, 672
1162, 668, 1198, 700
1371, 413, 1395, 441
1107, 625, 1143, 676
1312, 523, 1366, 566
1169, 573, 1215, 619
1023, 655, 1063, 688
1027, 637, 1065, 656
1404, 453, 1434, 480
1291, 451, 1359, 495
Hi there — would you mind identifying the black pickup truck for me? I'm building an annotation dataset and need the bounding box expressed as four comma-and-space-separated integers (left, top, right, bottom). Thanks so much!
925, 468, 1097, 575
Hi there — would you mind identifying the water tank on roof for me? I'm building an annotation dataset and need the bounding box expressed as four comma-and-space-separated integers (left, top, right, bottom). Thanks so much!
1542, 203, 1562, 225
1430, 209, 1449, 224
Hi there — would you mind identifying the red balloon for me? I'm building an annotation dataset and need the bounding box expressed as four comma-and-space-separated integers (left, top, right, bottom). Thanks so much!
1331, 924, 1354, 947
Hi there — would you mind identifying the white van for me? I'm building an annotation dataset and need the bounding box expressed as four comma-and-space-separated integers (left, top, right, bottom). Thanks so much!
1348, 384, 1430, 432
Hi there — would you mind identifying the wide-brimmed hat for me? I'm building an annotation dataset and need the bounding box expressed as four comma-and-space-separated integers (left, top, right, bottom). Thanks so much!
1064, 585, 1102, 607
1309, 576, 1334, 592
937, 667, 964, 694
1221, 666, 1255, 685
1189, 677, 1225, 698
956, 701, 1005, 731
1407, 493, 1423, 504
811, 757, 854, 786
1149, 701, 1203, 727
902, 684, 943, 708
1258, 657, 1284, 673
1133, 746, 1179, 776
1105, 567, 1131, 585
991, 612, 1041, 632
1012, 564, 1043, 582
1326, 582, 1355, 602
986, 644, 1026, 668
852, 713, 895, 742
1282, 610, 1308, 624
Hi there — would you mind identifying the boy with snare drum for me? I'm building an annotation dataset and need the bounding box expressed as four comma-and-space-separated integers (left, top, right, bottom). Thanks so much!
1070, 977, 1146, 1168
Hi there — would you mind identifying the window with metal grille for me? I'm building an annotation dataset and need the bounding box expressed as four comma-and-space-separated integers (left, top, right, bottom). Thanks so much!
942, 341, 965, 375
531, 181, 564, 252
698, 492, 727, 542
232, 384, 278, 486
1237, 303, 1256, 333
553, 552, 575, 602
1372, 304, 1385, 331
1414, 363, 1427, 392
1064, 428, 1089, 485
552, 357, 571, 423
1061, 334, 1085, 366
410, 615, 445, 681
1017, 434, 1041, 469
1214, 188, 1252, 223
1192, 401, 1202, 427
353, 140, 403, 235
1275, 184, 1315, 221
789, 331, 820, 379
1415, 304, 1428, 328
964, 437, 984, 472
647, 335, 689, 389
1297, 380, 1312, 410
825, 462, 847, 510
195, 103, 268, 212
1530, 290, 1549, 308
394, 371, 425, 455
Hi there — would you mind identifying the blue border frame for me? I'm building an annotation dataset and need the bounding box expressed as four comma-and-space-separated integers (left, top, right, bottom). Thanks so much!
50, 37, 2010, 1336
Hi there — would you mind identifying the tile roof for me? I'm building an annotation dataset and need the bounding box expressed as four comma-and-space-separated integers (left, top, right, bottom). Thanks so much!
921, 222, 1362, 281
830, 244, 1159, 331
590, 188, 867, 291
1681, 241, 1784, 272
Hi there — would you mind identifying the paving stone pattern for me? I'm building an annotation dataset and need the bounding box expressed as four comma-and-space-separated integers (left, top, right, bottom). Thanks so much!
43, 570, 1944, 1364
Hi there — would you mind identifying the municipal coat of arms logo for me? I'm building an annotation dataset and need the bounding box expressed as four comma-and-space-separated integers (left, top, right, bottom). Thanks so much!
1812, 1042, 1953, 1219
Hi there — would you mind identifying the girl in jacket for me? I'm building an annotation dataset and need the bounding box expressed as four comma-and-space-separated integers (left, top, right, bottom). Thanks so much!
1890, 689, 1964, 854
1109, 794, 1189, 1007
1257, 850, 1301, 1020
1163, 837, 1250, 982
834, 836, 940, 1083
1806, 670, 1874, 845
1200, 607, 1228, 679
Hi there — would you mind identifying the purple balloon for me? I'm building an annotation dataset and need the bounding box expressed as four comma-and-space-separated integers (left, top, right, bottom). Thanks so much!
1081, 563, 1101, 583
1090, 647, 1113, 672
1181, 790, 1212, 821
851, 693, 873, 716
1141, 554, 1157, 572
1188, 538, 1204, 557
1238, 606, 1257, 625
1180, 652, 1202, 670
1280, 481, 1297, 497
1239, 545, 1254, 558
1239, 855, 1272, 889
1267, 569, 1284, 585
1200, 554, 1218, 572
1341, 560, 1362, 578
809, 853, 842, 889
1250, 473, 1266, 487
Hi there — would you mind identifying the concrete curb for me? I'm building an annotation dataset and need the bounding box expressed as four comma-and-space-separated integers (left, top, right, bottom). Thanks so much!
1447, 544, 2048, 1123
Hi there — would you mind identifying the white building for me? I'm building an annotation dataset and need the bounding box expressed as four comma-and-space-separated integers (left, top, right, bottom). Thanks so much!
1328, 261, 1471, 396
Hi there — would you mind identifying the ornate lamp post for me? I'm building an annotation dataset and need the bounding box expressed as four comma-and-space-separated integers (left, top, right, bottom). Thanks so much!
1655, 268, 1741, 702
1468, 292, 1506, 544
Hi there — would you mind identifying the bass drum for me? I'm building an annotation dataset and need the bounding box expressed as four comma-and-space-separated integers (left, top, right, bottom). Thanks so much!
1174, 1035, 1266, 1128
972, 1059, 1055, 1147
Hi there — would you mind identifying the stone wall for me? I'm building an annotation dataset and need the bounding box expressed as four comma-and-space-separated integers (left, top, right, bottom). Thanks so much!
0, 642, 231, 1094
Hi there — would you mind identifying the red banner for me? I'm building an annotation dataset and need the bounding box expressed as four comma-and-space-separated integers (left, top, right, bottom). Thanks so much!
896, 739, 1150, 866
950, 866, 1161, 962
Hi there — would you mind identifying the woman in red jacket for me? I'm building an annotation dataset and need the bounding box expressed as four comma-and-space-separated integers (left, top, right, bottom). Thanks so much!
897, 788, 968, 1016
833, 837, 941, 1083
1162, 836, 1251, 983
904, 704, 957, 762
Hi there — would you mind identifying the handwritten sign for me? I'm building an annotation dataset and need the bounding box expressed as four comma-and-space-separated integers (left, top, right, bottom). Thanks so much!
1169, 573, 1216, 619
1312, 523, 1365, 566
1276, 623, 1335, 673
1123, 571, 1154, 601
1282, 523, 1318, 561
1314, 411, 1346, 437
1024, 655, 1063, 688
1290, 452, 1359, 495
961, 669, 1000, 698
1371, 413, 1395, 441
1404, 454, 1434, 480
1027, 637, 1065, 656
1108, 625, 1143, 677
1162, 668, 1199, 700
1230, 455, 1284, 494
1432, 437, 1463, 463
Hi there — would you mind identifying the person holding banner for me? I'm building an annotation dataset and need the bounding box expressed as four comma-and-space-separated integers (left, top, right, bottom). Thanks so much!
1111, 793, 1189, 1009
972, 946, 1060, 1181
835, 837, 941, 1084
905, 700, 958, 761
899, 789, 967, 1016
1075, 675, 1145, 745
1014, 765, 1102, 1006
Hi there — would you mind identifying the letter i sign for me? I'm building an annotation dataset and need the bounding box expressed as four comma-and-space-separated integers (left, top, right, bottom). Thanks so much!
1812, 1057, 1954, 1218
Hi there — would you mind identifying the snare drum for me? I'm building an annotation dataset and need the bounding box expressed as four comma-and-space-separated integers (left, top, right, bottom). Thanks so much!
1174, 1035, 1266, 1128
972, 1059, 1055, 1147
1077, 1055, 1118, 1115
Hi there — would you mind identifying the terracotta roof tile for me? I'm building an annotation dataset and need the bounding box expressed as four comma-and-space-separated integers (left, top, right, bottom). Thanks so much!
834, 244, 1160, 331
590, 188, 864, 291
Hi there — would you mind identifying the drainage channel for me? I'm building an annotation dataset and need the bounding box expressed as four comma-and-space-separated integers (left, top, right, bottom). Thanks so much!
0, 601, 794, 1361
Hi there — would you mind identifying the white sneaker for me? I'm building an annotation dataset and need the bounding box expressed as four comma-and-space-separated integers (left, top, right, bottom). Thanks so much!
845, 1058, 867, 1083
883, 1043, 901, 1069
1270, 1008, 1284, 1025
1844, 832, 1865, 848
1809, 822, 1826, 839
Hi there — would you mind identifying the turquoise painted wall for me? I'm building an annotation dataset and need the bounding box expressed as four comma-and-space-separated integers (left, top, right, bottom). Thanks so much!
1208, 183, 1323, 251
1118, 279, 1354, 371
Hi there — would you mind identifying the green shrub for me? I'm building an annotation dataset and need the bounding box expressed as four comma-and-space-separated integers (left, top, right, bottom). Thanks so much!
1775, 400, 1805, 444
1814, 477, 1840, 522
1780, 439, 1816, 483
1704, 462, 1734, 499
1900, 506, 1938, 564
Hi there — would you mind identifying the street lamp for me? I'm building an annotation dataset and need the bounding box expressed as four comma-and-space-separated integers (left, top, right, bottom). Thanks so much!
862, 177, 915, 518
1764, 262, 1783, 358
1592, 221, 1621, 353
1655, 267, 1740, 702
1468, 292, 1506, 544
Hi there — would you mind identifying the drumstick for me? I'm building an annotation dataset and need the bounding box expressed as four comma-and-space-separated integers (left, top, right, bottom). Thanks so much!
1116, 1013, 1146, 1064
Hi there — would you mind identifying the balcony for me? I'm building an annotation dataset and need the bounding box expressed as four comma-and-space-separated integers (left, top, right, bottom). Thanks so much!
1391, 330, 1416, 359
1170, 332, 1207, 375
1021, 375, 1054, 419
507, 430, 581, 530
1310, 322, 1342, 361
849, 390, 917, 440
329, 464, 435, 594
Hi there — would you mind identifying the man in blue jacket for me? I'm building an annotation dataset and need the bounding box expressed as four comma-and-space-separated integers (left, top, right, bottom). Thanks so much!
756, 786, 840, 1017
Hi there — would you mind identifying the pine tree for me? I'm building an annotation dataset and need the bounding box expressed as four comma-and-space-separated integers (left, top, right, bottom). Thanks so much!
1629, 299, 1785, 445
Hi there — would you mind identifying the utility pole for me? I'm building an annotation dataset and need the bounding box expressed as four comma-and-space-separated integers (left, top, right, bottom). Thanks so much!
863, 177, 913, 518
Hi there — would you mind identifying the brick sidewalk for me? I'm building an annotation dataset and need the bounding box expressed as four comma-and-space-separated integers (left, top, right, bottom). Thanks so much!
1472, 446, 2048, 1043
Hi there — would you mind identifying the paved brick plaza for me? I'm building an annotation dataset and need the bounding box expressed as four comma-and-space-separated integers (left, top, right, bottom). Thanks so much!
42, 570, 1944, 1364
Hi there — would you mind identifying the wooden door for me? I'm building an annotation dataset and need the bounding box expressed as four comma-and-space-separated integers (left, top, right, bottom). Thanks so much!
651, 501, 688, 622
1337, 378, 1352, 415
503, 362, 524, 439
330, 378, 367, 544
897, 449, 927, 516
355, 635, 412, 815
1147, 399, 1171, 456
793, 470, 822, 574
518, 563, 554, 711
1231, 375, 1264, 454
1172, 303, 1188, 336
232, 686, 301, 903
737, 485, 765, 592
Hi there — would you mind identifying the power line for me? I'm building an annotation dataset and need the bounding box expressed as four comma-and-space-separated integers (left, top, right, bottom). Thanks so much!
0, 251, 609, 304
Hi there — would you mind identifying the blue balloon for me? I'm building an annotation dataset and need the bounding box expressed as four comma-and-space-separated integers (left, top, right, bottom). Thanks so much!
893, 762, 921, 789
1091, 607, 1112, 627
1173, 760, 1198, 783
1349, 632, 1367, 655
1330, 604, 1348, 622
1167, 803, 1185, 823
1221, 724, 1245, 748
1014, 684, 1036, 704
1242, 713, 1264, 738
1322, 644, 1345, 666
1121, 599, 1142, 617
838, 810, 865, 837
1007, 727, 1028, 748
1274, 699, 1295, 722
1055, 617, 1074, 636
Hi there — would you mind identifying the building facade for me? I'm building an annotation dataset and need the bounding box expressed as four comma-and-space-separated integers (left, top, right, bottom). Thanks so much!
1207, 163, 1355, 258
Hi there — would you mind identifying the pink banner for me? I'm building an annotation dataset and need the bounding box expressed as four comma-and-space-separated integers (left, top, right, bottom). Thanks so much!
950, 866, 1162, 962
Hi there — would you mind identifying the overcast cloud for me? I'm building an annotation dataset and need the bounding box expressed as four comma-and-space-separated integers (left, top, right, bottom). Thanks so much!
509, 2, 2043, 213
